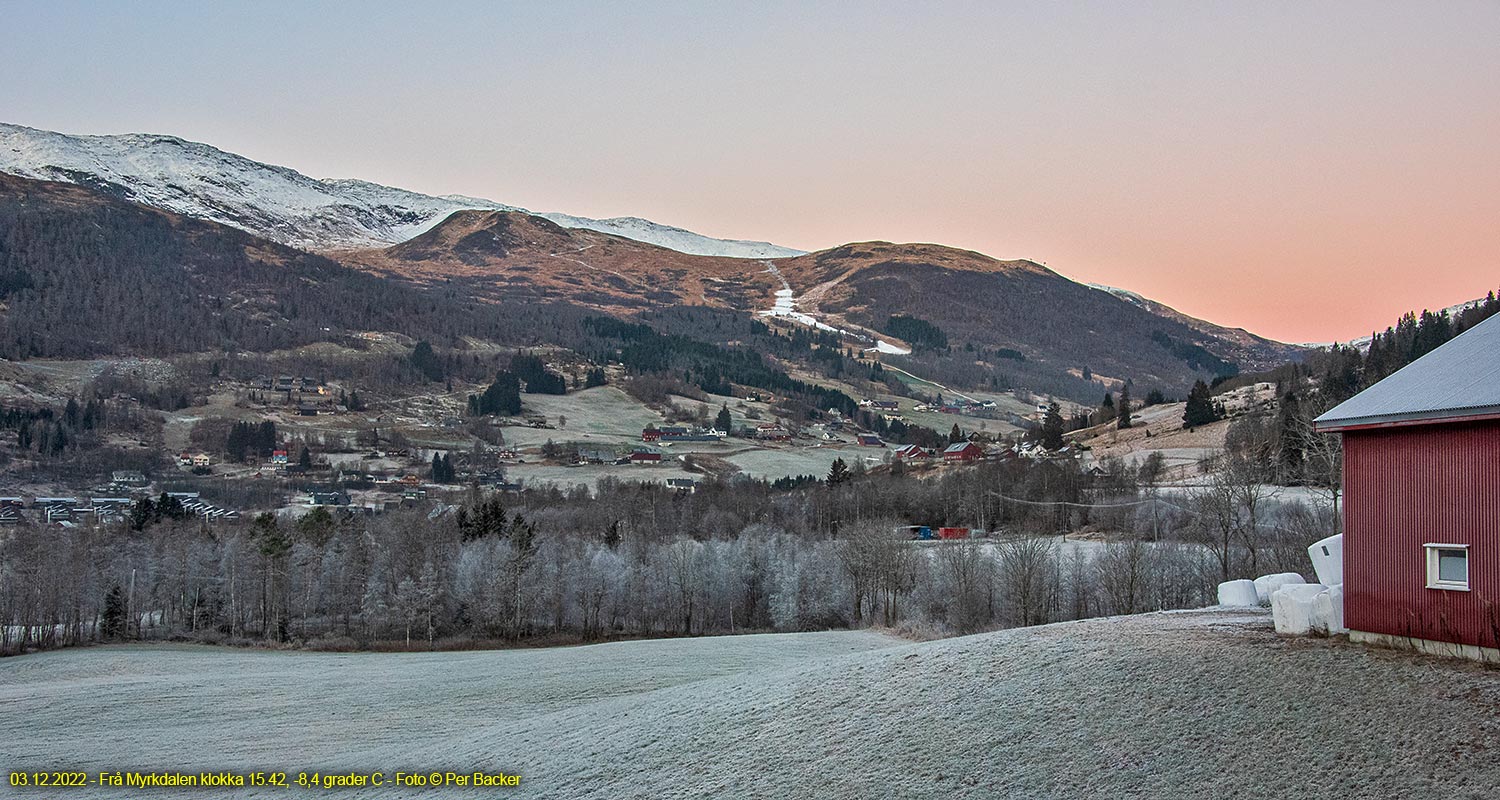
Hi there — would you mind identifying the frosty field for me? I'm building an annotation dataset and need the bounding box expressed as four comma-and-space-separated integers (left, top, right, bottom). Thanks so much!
6, 613, 1500, 799
0, 631, 897, 796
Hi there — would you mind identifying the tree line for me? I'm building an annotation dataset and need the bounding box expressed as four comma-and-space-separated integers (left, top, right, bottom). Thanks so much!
2, 450, 1328, 654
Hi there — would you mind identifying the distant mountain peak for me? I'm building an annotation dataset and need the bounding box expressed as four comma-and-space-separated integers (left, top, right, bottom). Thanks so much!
0, 121, 806, 258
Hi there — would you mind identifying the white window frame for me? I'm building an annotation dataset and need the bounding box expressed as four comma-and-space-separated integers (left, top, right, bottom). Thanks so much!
1424, 543, 1470, 592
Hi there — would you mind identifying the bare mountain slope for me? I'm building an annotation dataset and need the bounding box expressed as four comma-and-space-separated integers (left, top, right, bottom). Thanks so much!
341, 210, 779, 312
769, 242, 1307, 392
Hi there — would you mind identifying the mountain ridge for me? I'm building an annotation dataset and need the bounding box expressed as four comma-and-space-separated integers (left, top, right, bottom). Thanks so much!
0, 122, 804, 258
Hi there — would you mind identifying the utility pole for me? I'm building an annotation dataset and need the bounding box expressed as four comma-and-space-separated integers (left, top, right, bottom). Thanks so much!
127, 567, 137, 640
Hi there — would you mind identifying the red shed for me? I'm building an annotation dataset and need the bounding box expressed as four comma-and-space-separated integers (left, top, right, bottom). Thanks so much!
1315, 313, 1500, 660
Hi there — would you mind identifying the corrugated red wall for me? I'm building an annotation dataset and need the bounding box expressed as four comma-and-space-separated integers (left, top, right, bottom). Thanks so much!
1343, 419, 1500, 649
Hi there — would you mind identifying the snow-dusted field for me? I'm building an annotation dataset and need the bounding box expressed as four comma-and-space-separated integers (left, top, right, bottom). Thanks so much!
8, 612, 1497, 799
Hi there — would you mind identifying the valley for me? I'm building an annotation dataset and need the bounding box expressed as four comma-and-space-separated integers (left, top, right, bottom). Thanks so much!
6, 6, 1500, 800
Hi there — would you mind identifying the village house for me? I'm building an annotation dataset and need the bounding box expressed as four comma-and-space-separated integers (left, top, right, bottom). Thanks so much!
308, 490, 351, 507
578, 447, 616, 464
1315, 313, 1500, 661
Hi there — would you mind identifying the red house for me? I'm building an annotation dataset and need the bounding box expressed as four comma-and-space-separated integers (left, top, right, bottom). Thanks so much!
942, 442, 984, 463
1315, 313, 1500, 660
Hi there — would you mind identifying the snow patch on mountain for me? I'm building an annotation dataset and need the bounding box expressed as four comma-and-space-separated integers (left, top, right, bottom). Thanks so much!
0, 122, 805, 258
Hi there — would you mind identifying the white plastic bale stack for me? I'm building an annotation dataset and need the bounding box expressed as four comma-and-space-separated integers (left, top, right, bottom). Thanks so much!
1312, 584, 1346, 634
1217, 579, 1259, 607
1307, 534, 1343, 587
1253, 572, 1307, 606
1271, 583, 1329, 635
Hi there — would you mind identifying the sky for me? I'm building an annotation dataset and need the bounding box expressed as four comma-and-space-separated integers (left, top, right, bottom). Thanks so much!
2, 0, 1497, 344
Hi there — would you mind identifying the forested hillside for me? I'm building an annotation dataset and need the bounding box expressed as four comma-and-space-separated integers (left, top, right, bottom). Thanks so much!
0, 173, 591, 358
775, 242, 1305, 400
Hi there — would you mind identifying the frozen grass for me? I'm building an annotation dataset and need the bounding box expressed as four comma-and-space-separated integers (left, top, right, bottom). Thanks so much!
724, 445, 870, 479
367, 610, 1500, 799
7, 612, 1500, 799
501, 386, 664, 448
0, 631, 897, 794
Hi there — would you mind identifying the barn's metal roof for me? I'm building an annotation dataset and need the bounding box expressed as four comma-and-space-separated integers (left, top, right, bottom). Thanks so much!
1314, 312, 1500, 431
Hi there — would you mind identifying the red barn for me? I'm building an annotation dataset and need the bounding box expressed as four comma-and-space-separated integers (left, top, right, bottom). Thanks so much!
1315, 314, 1500, 661
942, 442, 984, 463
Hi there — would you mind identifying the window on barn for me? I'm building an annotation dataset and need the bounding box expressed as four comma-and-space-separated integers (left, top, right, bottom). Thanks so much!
1424, 544, 1470, 591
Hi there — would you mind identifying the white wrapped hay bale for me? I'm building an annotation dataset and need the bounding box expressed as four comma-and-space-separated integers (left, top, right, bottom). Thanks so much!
1217, 579, 1260, 607
1307, 534, 1343, 587
1272, 583, 1328, 635
1311, 583, 1346, 634
1254, 572, 1307, 606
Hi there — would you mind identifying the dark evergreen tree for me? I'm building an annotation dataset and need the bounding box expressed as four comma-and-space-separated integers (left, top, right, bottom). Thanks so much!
409, 341, 445, 382
469, 372, 523, 416
1041, 402, 1066, 450
101, 586, 127, 641
510, 354, 567, 394
827, 457, 851, 486
1183, 380, 1219, 428
715, 404, 732, 433
1117, 384, 1133, 429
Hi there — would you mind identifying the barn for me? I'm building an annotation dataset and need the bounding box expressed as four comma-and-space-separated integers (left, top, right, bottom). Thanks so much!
942, 441, 984, 463
1314, 313, 1500, 660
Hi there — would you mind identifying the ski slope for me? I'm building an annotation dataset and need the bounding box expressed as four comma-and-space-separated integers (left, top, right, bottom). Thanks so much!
757, 262, 911, 355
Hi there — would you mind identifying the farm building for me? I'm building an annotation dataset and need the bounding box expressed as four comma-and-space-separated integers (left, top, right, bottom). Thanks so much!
857, 433, 884, 447
893, 444, 932, 461
942, 442, 984, 463
1315, 313, 1500, 660
642, 426, 690, 442
111, 470, 148, 487
755, 425, 791, 441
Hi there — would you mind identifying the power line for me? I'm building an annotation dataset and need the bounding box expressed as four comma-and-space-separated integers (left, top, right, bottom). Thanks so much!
986, 491, 1152, 509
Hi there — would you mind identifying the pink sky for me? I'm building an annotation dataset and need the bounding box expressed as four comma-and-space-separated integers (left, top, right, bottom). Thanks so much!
3, 2, 1497, 343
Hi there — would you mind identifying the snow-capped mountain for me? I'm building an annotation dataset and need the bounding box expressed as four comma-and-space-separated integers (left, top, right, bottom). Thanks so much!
0, 122, 805, 258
